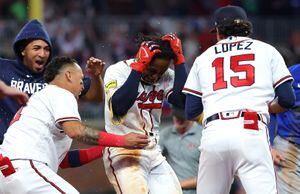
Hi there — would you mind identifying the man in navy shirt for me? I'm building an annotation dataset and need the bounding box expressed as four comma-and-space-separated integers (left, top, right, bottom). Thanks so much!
270, 64, 300, 194
0, 19, 104, 143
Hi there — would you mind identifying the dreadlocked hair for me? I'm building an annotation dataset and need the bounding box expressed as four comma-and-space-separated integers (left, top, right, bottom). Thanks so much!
217, 19, 252, 37
136, 33, 176, 60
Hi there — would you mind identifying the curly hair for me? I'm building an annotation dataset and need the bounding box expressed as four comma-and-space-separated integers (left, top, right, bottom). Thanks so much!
136, 33, 176, 61
44, 56, 77, 83
217, 19, 252, 37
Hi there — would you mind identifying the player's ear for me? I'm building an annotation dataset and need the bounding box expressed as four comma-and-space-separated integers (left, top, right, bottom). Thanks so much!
65, 71, 72, 82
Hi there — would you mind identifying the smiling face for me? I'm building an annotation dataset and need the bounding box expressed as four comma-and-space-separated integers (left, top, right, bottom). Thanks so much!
141, 58, 171, 84
22, 39, 50, 73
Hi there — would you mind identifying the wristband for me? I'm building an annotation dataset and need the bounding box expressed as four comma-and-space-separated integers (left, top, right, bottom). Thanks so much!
98, 131, 125, 147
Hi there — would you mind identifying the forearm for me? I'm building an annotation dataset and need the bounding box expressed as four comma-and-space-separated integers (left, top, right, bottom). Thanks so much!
180, 177, 197, 189
84, 75, 104, 102
111, 70, 141, 116
74, 126, 125, 147
62, 121, 126, 146
173, 64, 187, 93
60, 146, 104, 169
168, 64, 187, 108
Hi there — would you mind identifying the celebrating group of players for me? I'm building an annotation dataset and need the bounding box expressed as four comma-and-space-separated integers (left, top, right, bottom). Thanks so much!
0, 4, 299, 194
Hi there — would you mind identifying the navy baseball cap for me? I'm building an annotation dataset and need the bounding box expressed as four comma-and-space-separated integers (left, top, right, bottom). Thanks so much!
211, 5, 248, 33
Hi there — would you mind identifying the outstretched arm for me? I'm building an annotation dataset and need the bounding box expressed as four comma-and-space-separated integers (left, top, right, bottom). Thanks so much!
61, 120, 148, 149
82, 57, 105, 102
60, 146, 104, 169
0, 80, 28, 105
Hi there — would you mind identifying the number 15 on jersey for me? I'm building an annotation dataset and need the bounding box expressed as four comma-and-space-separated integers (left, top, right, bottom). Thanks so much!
212, 54, 255, 91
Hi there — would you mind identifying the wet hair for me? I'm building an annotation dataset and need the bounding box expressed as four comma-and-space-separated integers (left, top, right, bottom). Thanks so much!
136, 33, 176, 61
44, 56, 77, 83
217, 19, 252, 37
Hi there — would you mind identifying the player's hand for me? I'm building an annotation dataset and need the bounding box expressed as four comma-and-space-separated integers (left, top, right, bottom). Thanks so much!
271, 148, 284, 166
0, 83, 28, 105
123, 132, 149, 149
162, 33, 185, 65
131, 41, 161, 73
86, 57, 105, 77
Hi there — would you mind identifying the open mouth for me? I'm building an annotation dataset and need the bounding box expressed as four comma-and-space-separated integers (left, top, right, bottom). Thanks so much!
34, 60, 45, 72
35, 60, 45, 66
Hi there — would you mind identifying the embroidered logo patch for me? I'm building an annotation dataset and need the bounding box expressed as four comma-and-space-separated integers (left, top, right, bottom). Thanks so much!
105, 80, 117, 91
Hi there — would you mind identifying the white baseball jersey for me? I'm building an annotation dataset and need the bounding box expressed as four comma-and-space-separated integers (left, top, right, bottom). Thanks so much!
183, 36, 293, 121
0, 84, 80, 173
104, 59, 174, 136
103, 59, 182, 194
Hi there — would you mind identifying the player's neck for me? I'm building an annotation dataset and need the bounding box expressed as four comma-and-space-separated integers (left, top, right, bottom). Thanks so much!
50, 79, 71, 93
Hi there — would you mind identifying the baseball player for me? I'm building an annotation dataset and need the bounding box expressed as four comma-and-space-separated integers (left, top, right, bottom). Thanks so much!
102, 33, 187, 194
0, 57, 148, 193
269, 63, 300, 194
0, 19, 104, 144
183, 5, 296, 194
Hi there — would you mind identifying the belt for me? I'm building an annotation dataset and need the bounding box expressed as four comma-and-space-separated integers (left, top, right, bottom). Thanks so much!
205, 111, 264, 125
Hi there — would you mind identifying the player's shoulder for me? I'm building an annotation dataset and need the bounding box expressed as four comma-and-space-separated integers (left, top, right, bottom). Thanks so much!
288, 64, 300, 87
39, 85, 74, 99
105, 59, 132, 75
288, 63, 300, 72
0, 58, 17, 70
250, 38, 276, 50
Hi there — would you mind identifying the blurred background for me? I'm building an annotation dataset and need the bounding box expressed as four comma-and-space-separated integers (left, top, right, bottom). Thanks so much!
1, 0, 300, 193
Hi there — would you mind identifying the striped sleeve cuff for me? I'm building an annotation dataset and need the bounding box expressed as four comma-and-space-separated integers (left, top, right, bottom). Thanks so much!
273, 75, 293, 89
182, 88, 203, 97
165, 89, 173, 99
55, 117, 80, 124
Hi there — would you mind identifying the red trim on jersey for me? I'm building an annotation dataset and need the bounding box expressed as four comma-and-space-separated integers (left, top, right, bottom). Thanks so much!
273, 75, 293, 89
29, 160, 66, 194
182, 88, 203, 96
107, 148, 123, 194
149, 109, 154, 132
140, 109, 147, 134
9, 106, 24, 126
166, 89, 173, 99
55, 117, 80, 124
123, 60, 129, 66
138, 103, 162, 109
